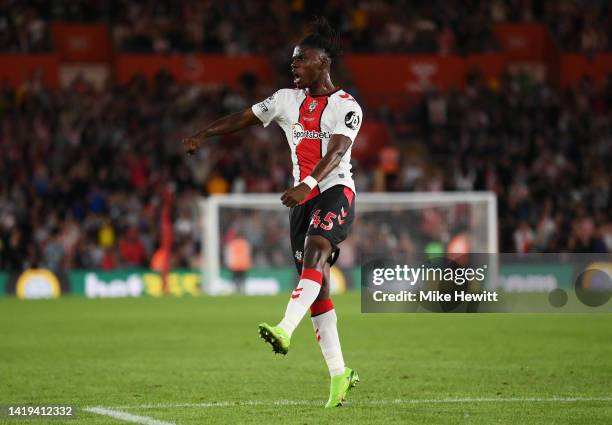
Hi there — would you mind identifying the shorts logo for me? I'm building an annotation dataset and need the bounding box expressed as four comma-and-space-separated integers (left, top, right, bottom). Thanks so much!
338, 207, 348, 225
294, 250, 303, 262
291, 123, 330, 145
344, 111, 360, 130
308, 100, 318, 113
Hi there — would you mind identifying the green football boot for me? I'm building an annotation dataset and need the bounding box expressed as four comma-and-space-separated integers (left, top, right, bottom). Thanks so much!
258, 323, 290, 355
325, 367, 360, 408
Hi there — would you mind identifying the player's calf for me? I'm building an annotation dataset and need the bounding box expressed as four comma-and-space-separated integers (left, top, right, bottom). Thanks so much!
276, 267, 323, 337
259, 236, 333, 354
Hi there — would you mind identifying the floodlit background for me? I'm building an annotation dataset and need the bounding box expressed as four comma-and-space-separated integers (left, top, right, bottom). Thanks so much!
0, 2, 611, 423
1, 1, 610, 280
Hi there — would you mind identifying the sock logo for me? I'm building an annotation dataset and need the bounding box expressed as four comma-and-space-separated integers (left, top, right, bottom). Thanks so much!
315, 328, 321, 342
291, 288, 303, 299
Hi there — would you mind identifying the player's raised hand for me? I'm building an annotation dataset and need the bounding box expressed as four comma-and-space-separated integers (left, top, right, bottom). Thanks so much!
182, 136, 201, 155
281, 183, 312, 207
181, 109, 260, 156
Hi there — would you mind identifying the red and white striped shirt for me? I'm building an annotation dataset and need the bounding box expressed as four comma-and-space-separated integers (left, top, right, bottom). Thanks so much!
252, 88, 362, 203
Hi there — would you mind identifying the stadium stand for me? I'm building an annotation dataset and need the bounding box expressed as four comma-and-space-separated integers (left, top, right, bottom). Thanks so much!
0, 0, 610, 271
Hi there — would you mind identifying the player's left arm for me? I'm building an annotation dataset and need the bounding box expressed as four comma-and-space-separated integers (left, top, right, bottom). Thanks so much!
281, 100, 362, 207
281, 134, 352, 207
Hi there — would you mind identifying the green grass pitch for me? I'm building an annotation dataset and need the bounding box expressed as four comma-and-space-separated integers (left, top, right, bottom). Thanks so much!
1, 293, 611, 424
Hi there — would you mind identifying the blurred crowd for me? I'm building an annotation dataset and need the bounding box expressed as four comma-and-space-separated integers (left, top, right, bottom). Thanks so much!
394, 71, 611, 254
0, 0, 611, 272
0, 70, 270, 272
546, 1, 612, 54
1, 64, 610, 272
1, 0, 611, 54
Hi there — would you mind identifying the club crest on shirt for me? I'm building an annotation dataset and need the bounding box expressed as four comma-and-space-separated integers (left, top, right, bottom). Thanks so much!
307, 100, 318, 113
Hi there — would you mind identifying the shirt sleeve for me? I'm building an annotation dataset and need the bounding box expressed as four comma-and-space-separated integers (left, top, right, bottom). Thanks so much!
332, 100, 363, 142
251, 90, 283, 127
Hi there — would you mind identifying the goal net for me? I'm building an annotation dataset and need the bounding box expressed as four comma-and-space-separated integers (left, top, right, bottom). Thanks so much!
199, 192, 497, 295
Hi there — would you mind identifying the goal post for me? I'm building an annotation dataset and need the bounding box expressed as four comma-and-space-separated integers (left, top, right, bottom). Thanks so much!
199, 192, 498, 295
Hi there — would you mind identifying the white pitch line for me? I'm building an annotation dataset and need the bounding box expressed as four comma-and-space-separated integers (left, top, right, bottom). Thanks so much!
105, 396, 612, 410
84, 407, 176, 425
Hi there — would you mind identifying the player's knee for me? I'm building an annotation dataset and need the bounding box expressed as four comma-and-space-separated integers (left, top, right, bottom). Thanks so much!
303, 236, 332, 269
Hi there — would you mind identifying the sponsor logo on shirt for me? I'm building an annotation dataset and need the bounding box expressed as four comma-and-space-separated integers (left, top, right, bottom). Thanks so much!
291, 123, 330, 145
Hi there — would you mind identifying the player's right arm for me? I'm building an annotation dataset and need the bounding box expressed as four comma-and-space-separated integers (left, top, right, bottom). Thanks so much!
182, 90, 284, 155
182, 109, 260, 155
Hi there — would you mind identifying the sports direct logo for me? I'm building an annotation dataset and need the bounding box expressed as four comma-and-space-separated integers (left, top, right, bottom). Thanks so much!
292, 123, 330, 144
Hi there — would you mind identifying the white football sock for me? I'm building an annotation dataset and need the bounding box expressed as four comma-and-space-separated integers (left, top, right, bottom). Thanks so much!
278, 276, 321, 336
312, 309, 345, 377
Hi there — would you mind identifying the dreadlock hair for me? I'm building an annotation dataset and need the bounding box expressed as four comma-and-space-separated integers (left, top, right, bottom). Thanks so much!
298, 16, 341, 60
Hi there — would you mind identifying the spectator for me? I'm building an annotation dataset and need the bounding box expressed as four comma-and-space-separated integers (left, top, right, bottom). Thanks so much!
0, 2, 610, 272
118, 227, 146, 267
